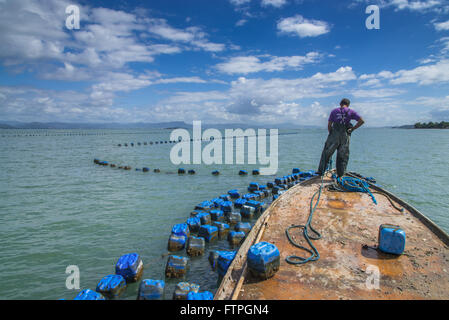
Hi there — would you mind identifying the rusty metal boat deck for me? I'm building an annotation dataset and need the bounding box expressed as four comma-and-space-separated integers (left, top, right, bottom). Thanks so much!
215, 173, 449, 300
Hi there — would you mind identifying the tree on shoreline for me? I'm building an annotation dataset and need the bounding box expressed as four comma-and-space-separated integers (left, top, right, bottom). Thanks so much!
415, 121, 449, 129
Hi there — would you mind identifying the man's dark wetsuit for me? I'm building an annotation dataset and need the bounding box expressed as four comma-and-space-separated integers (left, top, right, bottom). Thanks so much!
317, 106, 361, 177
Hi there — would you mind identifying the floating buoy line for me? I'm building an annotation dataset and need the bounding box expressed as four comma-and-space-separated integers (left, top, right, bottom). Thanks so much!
93, 158, 269, 176
71, 166, 319, 300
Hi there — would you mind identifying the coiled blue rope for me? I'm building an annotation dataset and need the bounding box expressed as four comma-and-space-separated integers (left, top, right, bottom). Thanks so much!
335, 176, 377, 205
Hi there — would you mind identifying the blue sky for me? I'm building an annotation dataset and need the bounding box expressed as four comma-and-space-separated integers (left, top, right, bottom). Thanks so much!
1, 0, 449, 126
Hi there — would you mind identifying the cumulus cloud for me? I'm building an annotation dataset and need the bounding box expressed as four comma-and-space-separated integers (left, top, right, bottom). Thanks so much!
277, 15, 331, 38
261, 0, 288, 8
434, 20, 449, 31
215, 52, 321, 74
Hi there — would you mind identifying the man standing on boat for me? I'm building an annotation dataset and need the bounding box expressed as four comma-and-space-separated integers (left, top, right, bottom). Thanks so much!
317, 98, 365, 177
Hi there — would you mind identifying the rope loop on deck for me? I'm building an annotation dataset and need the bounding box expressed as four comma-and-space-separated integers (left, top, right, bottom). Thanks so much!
285, 175, 324, 265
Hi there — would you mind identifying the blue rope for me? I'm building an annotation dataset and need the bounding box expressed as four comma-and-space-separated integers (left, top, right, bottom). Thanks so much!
335, 176, 377, 205
285, 175, 324, 265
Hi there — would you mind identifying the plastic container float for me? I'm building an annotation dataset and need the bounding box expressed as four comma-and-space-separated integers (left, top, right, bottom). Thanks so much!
228, 231, 245, 246
259, 185, 267, 191
144, 142, 147, 145
235, 222, 252, 235
173, 282, 200, 300
211, 198, 224, 208
252, 169, 260, 175
247, 241, 280, 280
124, 143, 128, 147
172, 223, 190, 238
168, 233, 187, 251
239, 170, 248, 176
118, 144, 122, 147
178, 168, 186, 174
142, 167, 149, 172
220, 194, 231, 201
217, 251, 237, 277
94, 159, 100, 164
135, 168, 141, 171
190, 210, 204, 218
242, 193, 257, 201
130, 143, 134, 146
227, 189, 240, 199
272, 194, 279, 201
212, 170, 220, 176
150, 142, 153, 145
115, 253, 144, 283
154, 168, 160, 173
267, 182, 274, 189
241, 205, 256, 219
210, 209, 225, 222
137, 279, 165, 300
95, 274, 126, 298
186, 236, 206, 256
253, 190, 264, 200
155, 142, 159, 144
197, 212, 211, 225
227, 212, 242, 225
198, 225, 218, 242
165, 255, 189, 278
234, 198, 247, 209
220, 201, 233, 213
195, 200, 214, 211
110, 164, 116, 168
187, 291, 214, 300
74, 289, 105, 300
124, 166, 131, 170
213, 222, 230, 239
248, 182, 259, 192
188, 169, 195, 174
272, 186, 281, 194
378, 224, 406, 255
246, 200, 263, 211
137, 142, 141, 146
292, 168, 300, 174
186, 217, 201, 233
208, 250, 221, 270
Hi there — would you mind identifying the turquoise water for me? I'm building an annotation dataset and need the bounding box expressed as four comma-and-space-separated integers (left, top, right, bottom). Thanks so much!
0, 128, 448, 300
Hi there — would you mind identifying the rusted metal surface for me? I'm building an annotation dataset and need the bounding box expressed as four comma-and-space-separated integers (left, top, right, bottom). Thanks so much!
217, 174, 449, 300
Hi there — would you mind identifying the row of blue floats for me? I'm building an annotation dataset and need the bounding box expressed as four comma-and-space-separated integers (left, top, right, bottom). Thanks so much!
73, 168, 318, 300
94, 158, 266, 176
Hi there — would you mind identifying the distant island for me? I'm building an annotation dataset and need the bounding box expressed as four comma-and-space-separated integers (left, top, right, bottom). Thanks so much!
414, 121, 449, 129
393, 121, 449, 129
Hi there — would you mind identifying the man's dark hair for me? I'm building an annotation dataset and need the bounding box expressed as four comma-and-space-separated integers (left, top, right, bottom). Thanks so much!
340, 98, 350, 107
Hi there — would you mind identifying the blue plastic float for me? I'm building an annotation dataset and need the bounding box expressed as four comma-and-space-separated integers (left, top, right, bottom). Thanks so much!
137, 279, 165, 300
165, 255, 189, 278
217, 251, 237, 277
96, 274, 126, 298
74, 289, 105, 300
115, 253, 143, 282
173, 282, 200, 300
187, 291, 214, 300
247, 242, 280, 279
198, 225, 218, 242
186, 236, 206, 256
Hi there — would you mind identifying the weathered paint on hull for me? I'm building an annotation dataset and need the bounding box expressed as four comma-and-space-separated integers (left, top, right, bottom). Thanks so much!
215, 173, 449, 300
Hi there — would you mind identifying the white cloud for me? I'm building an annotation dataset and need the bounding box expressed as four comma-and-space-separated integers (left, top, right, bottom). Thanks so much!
229, 0, 251, 6
351, 0, 445, 12
261, 0, 288, 8
277, 15, 331, 38
215, 52, 321, 74
435, 20, 449, 31
390, 59, 449, 85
